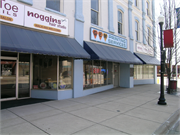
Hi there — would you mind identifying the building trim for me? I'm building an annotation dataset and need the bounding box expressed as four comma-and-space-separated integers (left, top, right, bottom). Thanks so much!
108, 0, 115, 33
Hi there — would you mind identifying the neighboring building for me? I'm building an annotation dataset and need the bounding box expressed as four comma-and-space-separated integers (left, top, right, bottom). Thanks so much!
0, 0, 159, 101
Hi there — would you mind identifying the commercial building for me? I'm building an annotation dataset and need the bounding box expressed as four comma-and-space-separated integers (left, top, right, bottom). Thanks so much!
0, 0, 159, 101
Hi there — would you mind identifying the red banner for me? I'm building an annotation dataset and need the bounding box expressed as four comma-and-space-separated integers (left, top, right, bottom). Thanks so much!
164, 29, 173, 48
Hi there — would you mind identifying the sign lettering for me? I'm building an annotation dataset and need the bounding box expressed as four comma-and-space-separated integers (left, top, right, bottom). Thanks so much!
90, 27, 127, 49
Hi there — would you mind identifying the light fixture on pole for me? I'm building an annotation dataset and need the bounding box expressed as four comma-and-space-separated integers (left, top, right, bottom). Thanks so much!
158, 13, 167, 105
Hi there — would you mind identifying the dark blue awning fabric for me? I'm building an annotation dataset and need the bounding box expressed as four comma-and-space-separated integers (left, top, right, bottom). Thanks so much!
1, 24, 90, 59
134, 53, 160, 65
84, 41, 143, 64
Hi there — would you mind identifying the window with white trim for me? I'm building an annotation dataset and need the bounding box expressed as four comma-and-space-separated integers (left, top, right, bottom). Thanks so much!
146, 1, 149, 16
135, 20, 139, 41
135, 0, 138, 7
118, 10, 123, 34
46, 0, 60, 12
91, 0, 99, 25
147, 28, 151, 45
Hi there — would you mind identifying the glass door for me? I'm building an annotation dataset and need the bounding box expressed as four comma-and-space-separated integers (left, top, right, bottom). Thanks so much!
1, 60, 17, 99
18, 54, 30, 98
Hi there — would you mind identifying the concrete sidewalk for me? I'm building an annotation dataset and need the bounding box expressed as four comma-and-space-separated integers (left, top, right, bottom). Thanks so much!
1, 84, 180, 135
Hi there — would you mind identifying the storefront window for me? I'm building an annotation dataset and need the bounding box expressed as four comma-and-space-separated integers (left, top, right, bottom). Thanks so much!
149, 65, 154, 79
108, 62, 112, 84
101, 61, 107, 85
143, 65, 149, 79
83, 60, 112, 90
33, 55, 57, 90
83, 60, 93, 89
137, 65, 143, 79
134, 65, 154, 80
59, 57, 72, 89
93, 60, 101, 88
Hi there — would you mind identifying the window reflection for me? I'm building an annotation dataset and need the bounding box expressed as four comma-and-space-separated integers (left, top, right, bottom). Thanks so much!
134, 65, 154, 79
59, 58, 72, 89
33, 55, 57, 90
83, 60, 112, 90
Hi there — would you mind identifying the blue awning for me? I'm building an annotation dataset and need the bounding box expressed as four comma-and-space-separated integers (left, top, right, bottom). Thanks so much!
134, 53, 160, 65
1, 24, 90, 59
84, 41, 143, 64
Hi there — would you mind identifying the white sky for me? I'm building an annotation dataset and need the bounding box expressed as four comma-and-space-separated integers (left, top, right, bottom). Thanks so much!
155, 0, 180, 21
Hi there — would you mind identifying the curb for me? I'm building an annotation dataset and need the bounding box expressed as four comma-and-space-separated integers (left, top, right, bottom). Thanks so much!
152, 108, 180, 135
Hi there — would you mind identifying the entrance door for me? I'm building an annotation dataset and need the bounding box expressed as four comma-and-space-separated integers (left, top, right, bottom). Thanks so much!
113, 64, 119, 87
1, 59, 17, 100
1, 54, 30, 101
18, 54, 30, 98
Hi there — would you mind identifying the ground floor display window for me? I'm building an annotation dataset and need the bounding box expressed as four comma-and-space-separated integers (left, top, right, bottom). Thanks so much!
59, 58, 72, 89
19, 53, 30, 98
134, 65, 154, 79
33, 55, 72, 90
83, 60, 112, 90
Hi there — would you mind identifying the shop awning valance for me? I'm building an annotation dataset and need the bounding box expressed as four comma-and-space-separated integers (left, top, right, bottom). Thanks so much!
134, 53, 160, 65
1, 24, 90, 59
84, 41, 142, 64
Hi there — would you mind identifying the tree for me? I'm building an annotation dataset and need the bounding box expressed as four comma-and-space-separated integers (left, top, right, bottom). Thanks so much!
139, 0, 180, 93
157, 0, 180, 93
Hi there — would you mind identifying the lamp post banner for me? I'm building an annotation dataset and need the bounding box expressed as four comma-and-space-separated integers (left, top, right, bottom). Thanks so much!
176, 7, 180, 28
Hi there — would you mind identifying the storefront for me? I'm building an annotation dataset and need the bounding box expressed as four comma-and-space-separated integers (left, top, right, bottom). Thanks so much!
0, 0, 90, 101
133, 44, 160, 85
82, 28, 143, 93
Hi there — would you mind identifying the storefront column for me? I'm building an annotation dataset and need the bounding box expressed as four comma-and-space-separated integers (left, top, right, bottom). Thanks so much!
120, 64, 133, 88
154, 66, 157, 84
73, 0, 84, 98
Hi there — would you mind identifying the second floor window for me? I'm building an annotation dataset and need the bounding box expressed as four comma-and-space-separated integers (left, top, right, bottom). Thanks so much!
91, 0, 99, 25
146, 1, 149, 16
135, 0, 138, 7
135, 21, 139, 41
46, 0, 60, 12
118, 10, 123, 34
147, 28, 151, 45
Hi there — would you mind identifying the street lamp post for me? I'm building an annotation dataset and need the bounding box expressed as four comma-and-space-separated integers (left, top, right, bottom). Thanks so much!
158, 14, 167, 105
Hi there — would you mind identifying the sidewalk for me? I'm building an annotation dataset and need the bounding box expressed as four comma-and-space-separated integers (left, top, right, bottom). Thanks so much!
1, 84, 180, 135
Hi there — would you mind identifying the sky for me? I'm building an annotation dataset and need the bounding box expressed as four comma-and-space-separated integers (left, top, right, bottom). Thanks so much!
155, 0, 180, 21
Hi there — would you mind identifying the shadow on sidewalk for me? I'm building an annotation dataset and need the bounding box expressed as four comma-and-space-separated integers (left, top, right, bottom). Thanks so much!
1, 98, 51, 110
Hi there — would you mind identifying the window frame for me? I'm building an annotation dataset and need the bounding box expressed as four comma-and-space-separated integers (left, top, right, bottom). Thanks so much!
45, 0, 65, 16
135, 0, 138, 7
147, 28, 151, 45
135, 20, 139, 41
118, 10, 123, 35
146, 1, 150, 16
91, 0, 99, 26
134, 65, 154, 80
83, 60, 111, 90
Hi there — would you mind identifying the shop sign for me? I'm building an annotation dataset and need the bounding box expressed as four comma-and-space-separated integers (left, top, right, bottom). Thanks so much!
136, 43, 153, 55
90, 27, 127, 49
24, 6, 68, 35
0, 0, 24, 26
0, 0, 68, 35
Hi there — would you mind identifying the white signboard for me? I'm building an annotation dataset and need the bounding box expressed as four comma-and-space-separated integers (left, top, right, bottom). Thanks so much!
0, 0, 24, 26
90, 27, 127, 49
24, 6, 68, 35
136, 43, 153, 55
